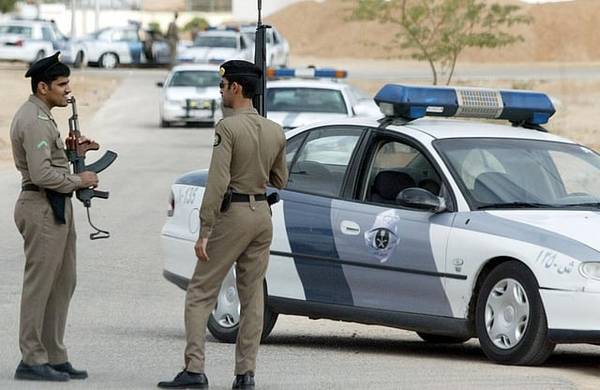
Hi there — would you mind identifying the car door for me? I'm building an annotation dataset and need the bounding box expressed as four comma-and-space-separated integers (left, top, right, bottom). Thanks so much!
330, 132, 458, 317
270, 125, 367, 305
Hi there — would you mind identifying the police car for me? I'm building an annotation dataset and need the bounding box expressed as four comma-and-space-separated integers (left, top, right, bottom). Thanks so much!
156, 63, 222, 127
0, 19, 85, 66
161, 84, 600, 365
265, 68, 382, 130
177, 28, 253, 64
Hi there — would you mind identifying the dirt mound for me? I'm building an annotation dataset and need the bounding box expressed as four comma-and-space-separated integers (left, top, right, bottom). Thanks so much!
266, 0, 600, 62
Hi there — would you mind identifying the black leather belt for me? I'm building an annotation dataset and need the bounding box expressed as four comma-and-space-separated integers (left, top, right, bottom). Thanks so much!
231, 193, 267, 202
22, 184, 41, 192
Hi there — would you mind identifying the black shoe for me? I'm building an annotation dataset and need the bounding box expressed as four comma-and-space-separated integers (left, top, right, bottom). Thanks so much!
157, 370, 209, 389
232, 372, 255, 389
51, 362, 88, 379
14, 361, 70, 382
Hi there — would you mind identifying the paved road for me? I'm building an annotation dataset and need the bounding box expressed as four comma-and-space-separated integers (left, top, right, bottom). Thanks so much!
0, 70, 599, 389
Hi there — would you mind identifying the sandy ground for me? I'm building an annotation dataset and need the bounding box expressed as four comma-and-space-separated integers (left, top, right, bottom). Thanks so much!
267, 0, 600, 63
0, 63, 122, 166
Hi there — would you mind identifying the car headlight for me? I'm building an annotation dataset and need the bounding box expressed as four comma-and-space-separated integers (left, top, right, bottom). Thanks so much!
580, 262, 600, 280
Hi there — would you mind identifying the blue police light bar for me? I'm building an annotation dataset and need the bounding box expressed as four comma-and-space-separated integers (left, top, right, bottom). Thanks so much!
374, 84, 556, 125
266, 67, 348, 79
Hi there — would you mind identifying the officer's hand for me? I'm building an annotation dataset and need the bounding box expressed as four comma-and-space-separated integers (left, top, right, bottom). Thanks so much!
195, 237, 209, 262
78, 171, 98, 188
78, 136, 95, 144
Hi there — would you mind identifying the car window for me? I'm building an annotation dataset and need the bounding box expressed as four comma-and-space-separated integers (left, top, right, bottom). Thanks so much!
114, 29, 138, 42
364, 140, 442, 205
436, 138, 600, 209
287, 127, 363, 197
51, 24, 66, 40
272, 30, 280, 44
41, 26, 54, 41
285, 132, 308, 170
0, 25, 33, 38
194, 35, 237, 48
267, 88, 347, 114
168, 70, 220, 87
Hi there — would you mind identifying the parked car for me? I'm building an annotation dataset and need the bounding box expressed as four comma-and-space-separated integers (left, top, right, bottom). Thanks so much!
266, 67, 382, 130
177, 28, 253, 64
80, 23, 170, 68
240, 24, 289, 67
162, 84, 600, 366
157, 63, 222, 127
0, 18, 85, 67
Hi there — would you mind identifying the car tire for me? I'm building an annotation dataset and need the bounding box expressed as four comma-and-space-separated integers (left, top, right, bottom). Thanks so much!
416, 332, 471, 344
475, 261, 555, 365
207, 273, 278, 344
73, 51, 84, 68
99, 52, 119, 69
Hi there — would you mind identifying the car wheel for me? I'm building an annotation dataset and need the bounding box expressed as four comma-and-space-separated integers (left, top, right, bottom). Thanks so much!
73, 51, 84, 68
207, 267, 278, 344
160, 119, 171, 128
99, 52, 119, 69
416, 332, 471, 344
475, 261, 555, 365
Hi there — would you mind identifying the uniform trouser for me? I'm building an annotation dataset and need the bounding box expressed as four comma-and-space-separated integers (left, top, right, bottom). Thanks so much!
14, 190, 76, 366
184, 201, 272, 375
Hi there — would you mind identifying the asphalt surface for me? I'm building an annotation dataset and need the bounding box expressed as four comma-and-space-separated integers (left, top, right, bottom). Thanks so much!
0, 69, 599, 389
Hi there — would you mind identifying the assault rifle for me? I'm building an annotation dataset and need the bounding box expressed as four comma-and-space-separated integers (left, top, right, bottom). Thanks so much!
252, 0, 270, 117
65, 97, 118, 240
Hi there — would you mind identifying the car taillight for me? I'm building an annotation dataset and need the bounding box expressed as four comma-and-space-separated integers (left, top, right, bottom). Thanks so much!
15, 40, 23, 47
167, 190, 175, 217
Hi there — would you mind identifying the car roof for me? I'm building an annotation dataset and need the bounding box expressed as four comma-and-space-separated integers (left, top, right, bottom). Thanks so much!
1, 19, 51, 27
170, 64, 219, 72
267, 79, 348, 90
286, 116, 574, 143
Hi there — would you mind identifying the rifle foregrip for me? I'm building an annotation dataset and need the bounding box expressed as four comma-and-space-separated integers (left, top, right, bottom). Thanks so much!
85, 150, 118, 174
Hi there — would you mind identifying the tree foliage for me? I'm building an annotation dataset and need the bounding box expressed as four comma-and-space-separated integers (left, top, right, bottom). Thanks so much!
353, 0, 531, 85
183, 16, 209, 33
0, 0, 18, 13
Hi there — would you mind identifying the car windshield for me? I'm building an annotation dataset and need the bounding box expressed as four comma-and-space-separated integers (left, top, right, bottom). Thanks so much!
194, 35, 237, 48
266, 88, 347, 114
168, 71, 220, 87
0, 25, 33, 38
435, 138, 600, 210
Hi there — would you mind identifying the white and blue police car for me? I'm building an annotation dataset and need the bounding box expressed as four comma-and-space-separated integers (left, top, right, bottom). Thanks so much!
265, 67, 382, 131
161, 84, 600, 365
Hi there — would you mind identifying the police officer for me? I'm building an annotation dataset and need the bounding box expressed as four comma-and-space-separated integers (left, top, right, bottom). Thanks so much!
10, 52, 97, 382
158, 60, 288, 389
166, 12, 179, 68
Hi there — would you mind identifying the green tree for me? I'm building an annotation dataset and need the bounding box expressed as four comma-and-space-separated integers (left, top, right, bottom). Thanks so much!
148, 21, 162, 35
353, 0, 531, 85
0, 0, 18, 13
183, 16, 209, 34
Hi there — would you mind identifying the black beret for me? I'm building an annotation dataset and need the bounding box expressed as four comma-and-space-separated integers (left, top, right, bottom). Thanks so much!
219, 60, 262, 78
25, 51, 62, 78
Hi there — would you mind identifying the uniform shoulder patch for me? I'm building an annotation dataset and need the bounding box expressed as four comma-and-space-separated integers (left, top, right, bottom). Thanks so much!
37, 113, 50, 121
36, 140, 49, 150
213, 133, 221, 147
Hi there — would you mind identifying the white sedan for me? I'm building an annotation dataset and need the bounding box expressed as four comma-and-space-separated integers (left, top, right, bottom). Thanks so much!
265, 68, 382, 130
177, 29, 253, 64
161, 84, 600, 366
157, 64, 222, 128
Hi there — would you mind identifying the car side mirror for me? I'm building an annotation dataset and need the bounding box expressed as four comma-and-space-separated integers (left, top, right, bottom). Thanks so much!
396, 187, 446, 213
156, 81, 164, 87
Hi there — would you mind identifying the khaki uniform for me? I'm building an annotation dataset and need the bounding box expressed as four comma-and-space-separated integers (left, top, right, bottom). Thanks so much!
166, 21, 179, 67
184, 107, 288, 375
10, 95, 82, 365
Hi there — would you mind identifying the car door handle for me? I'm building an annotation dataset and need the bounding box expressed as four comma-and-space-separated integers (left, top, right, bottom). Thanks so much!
340, 220, 360, 236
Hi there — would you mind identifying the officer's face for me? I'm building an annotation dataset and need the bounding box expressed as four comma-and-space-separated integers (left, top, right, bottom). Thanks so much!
39, 76, 71, 108
220, 77, 233, 108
